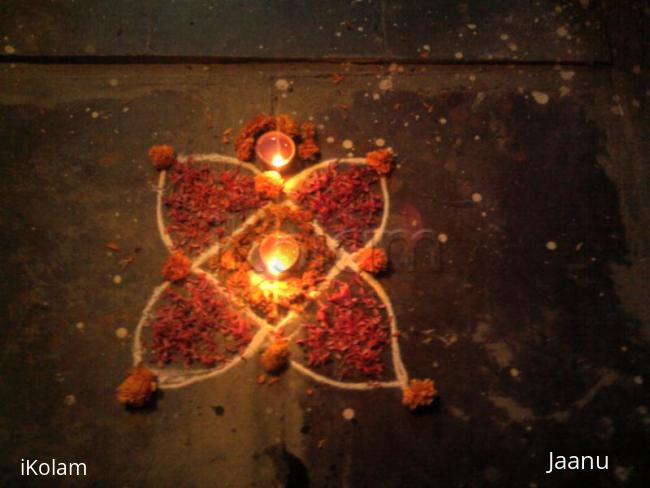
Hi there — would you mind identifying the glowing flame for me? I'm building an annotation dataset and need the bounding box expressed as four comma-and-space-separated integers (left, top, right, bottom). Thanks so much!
255, 131, 295, 171
249, 271, 299, 301
268, 257, 288, 277
271, 153, 287, 168
259, 232, 300, 279
262, 170, 283, 185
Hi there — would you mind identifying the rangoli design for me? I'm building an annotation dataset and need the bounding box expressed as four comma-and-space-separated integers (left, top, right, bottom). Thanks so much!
118, 117, 436, 411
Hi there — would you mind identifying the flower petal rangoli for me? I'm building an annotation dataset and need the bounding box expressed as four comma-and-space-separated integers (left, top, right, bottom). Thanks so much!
126, 126, 435, 410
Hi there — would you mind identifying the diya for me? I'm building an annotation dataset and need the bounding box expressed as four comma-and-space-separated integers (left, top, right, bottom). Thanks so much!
255, 130, 295, 171
258, 231, 301, 278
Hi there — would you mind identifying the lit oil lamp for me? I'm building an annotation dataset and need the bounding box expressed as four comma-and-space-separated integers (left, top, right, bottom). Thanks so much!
258, 232, 300, 278
255, 131, 295, 171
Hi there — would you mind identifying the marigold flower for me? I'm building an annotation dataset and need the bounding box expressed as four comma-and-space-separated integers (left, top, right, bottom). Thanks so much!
275, 114, 299, 137
116, 366, 157, 408
161, 251, 191, 282
219, 249, 240, 271
402, 378, 437, 410
300, 122, 316, 140
260, 339, 290, 374
235, 136, 256, 162
235, 114, 276, 161
366, 149, 394, 175
254, 171, 284, 200
357, 247, 388, 273
298, 139, 320, 161
149, 145, 176, 170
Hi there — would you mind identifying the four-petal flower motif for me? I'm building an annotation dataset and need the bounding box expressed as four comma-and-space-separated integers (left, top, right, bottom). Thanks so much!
132, 152, 412, 397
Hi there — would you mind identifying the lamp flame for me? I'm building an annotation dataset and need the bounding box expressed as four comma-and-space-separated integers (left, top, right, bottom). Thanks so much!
259, 232, 300, 279
271, 154, 287, 169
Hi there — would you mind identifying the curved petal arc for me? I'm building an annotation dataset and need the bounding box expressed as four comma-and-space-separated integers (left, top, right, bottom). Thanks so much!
290, 361, 402, 390
156, 153, 262, 255
290, 266, 409, 390
131, 278, 270, 390
156, 170, 174, 251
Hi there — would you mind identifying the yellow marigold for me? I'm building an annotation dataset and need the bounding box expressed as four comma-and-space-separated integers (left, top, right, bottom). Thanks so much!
402, 379, 437, 411
161, 251, 191, 282
254, 171, 284, 200
366, 149, 394, 175
260, 339, 290, 374
357, 247, 388, 273
116, 366, 157, 408
148, 145, 176, 170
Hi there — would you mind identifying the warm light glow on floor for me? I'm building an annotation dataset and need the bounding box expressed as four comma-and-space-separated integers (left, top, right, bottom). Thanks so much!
249, 270, 298, 301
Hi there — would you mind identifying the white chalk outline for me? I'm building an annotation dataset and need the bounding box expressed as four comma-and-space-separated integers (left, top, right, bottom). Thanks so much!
133, 154, 409, 391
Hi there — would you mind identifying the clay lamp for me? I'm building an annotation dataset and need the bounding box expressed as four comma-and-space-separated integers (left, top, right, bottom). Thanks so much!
256, 131, 295, 171
258, 232, 301, 279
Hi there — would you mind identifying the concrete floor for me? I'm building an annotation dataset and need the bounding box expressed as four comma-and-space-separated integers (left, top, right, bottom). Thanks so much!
1, 1, 649, 487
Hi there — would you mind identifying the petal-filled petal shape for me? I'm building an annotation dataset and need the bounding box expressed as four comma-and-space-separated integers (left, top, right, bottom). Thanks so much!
132, 271, 266, 389
290, 268, 407, 390
285, 159, 389, 253
156, 154, 262, 256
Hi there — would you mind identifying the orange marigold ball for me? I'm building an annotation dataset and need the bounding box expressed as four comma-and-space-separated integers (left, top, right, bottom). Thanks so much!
357, 247, 388, 273
402, 379, 437, 411
254, 171, 284, 200
116, 366, 157, 408
234, 114, 277, 161
149, 145, 176, 170
161, 251, 191, 282
298, 139, 320, 161
235, 136, 256, 162
260, 340, 290, 374
300, 122, 316, 140
366, 149, 394, 175
219, 249, 240, 271
275, 114, 299, 137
